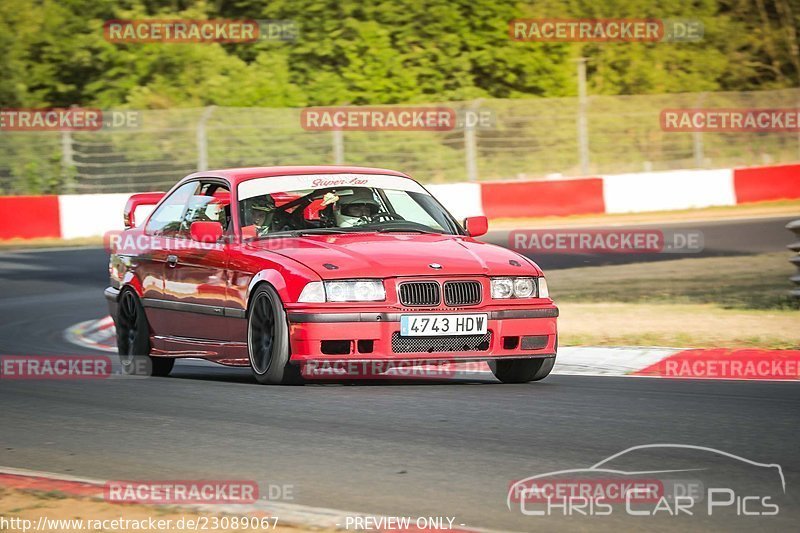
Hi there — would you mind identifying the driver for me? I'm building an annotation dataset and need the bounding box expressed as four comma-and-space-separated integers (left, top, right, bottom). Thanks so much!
334, 188, 380, 227
243, 195, 276, 232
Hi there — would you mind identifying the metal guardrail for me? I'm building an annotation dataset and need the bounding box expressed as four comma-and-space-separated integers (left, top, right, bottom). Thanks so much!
3, 88, 800, 194
788, 219, 800, 298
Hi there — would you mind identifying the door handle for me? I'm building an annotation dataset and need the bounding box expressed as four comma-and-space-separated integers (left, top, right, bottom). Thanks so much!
166, 254, 178, 267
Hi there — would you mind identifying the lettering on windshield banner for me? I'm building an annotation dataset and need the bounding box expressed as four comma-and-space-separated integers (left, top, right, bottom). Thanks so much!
310, 176, 370, 188
238, 174, 428, 200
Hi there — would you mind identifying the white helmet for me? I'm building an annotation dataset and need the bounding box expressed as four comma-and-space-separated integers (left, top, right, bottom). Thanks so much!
334, 188, 380, 227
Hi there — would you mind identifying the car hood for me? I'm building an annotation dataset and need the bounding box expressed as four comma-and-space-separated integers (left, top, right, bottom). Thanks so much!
246, 233, 541, 279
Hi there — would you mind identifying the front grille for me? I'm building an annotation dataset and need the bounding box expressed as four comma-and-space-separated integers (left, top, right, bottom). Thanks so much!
443, 280, 482, 306
391, 332, 492, 354
399, 282, 440, 307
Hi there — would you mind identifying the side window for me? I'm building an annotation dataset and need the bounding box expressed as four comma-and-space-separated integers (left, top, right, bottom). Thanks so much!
177, 183, 231, 237
145, 182, 199, 236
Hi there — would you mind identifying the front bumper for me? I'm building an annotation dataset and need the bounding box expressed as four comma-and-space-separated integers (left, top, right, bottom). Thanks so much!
286, 306, 558, 363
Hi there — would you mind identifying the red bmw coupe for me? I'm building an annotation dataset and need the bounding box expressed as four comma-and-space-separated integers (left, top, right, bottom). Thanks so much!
105, 166, 558, 384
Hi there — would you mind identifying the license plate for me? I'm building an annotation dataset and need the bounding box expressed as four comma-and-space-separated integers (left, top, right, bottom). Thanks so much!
400, 314, 488, 336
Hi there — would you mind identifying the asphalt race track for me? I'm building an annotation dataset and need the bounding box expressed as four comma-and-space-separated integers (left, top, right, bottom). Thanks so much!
485, 214, 798, 269
1, 215, 799, 531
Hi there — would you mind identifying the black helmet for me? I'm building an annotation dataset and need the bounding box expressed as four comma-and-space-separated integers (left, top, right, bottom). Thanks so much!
245, 195, 275, 225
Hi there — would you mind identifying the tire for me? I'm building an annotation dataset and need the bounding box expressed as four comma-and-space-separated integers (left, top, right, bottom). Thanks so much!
247, 285, 304, 385
490, 357, 556, 384
116, 289, 174, 377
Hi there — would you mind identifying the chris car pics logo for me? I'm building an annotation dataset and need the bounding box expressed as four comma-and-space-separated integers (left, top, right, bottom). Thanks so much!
508, 444, 785, 518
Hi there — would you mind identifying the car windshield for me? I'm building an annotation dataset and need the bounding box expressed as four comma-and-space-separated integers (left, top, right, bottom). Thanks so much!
238, 174, 461, 239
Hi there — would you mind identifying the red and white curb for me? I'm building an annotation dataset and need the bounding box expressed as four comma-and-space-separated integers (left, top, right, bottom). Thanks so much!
64, 316, 116, 353
65, 317, 800, 381
3, 163, 799, 240
0, 466, 491, 532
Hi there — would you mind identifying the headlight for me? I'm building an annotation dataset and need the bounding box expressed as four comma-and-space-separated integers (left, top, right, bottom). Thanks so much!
513, 278, 535, 298
490, 278, 514, 299
326, 280, 386, 302
491, 277, 545, 299
298, 280, 386, 303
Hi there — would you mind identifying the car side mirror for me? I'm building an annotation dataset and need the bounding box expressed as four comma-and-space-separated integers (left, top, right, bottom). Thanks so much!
190, 221, 224, 243
464, 216, 488, 237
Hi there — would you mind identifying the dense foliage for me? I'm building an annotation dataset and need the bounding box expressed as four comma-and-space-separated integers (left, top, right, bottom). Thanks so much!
0, 0, 798, 108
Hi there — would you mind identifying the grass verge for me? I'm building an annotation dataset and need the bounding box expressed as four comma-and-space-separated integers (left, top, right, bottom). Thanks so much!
558, 302, 799, 349
551, 252, 799, 348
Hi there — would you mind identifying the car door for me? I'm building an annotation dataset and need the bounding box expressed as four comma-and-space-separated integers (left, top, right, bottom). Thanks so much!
139, 181, 200, 338
159, 180, 233, 342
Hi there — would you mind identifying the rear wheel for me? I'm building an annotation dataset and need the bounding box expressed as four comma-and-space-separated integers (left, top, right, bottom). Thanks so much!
116, 289, 174, 377
247, 285, 303, 385
490, 357, 555, 384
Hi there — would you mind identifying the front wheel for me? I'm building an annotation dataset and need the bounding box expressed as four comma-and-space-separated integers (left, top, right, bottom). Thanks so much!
247, 285, 303, 385
489, 357, 555, 384
116, 289, 174, 377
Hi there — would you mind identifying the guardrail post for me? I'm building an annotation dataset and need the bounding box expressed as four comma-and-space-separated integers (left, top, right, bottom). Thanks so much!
197, 106, 216, 171
60, 130, 75, 193
788, 219, 800, 298
464, 99, 483, 182
692, 130, 704, 168
332, 129, 344, 164
693, 92, 708, 168
576, 58, 589, 175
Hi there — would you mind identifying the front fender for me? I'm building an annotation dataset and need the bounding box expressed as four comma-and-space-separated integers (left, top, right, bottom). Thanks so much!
245, 268, 321, 315
247, 269, 290, 304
